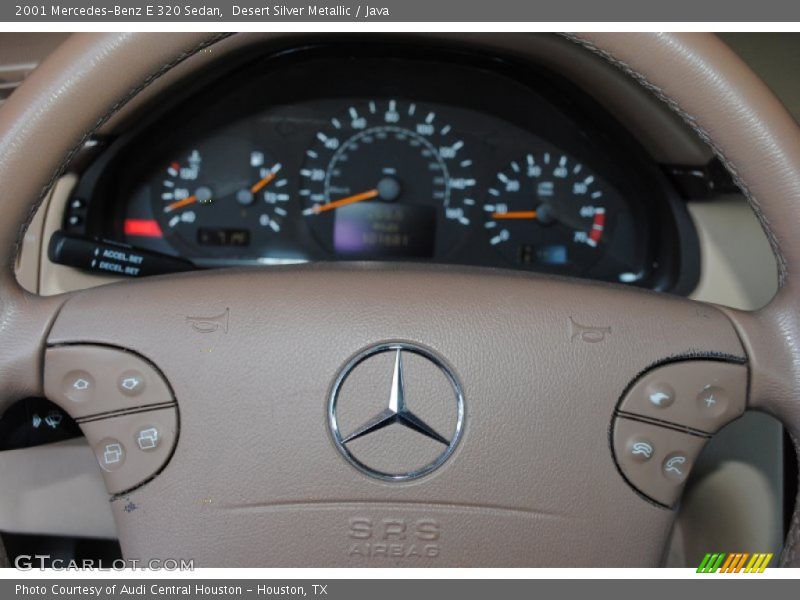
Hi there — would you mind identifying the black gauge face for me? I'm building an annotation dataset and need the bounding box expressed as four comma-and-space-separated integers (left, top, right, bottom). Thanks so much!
482, 152, 639, 281
133, 136, 289, 259
299, 100, 476, 259
86, 52, 687, 289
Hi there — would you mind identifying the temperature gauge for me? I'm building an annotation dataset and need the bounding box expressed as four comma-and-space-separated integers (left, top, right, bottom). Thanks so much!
482, 151, 632, 277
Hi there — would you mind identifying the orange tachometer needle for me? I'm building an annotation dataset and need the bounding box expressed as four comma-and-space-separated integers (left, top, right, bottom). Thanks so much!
250, 171, 278, 195
164, 195, 197, 213
308, 188, 380, 215
491, 210, 538, 220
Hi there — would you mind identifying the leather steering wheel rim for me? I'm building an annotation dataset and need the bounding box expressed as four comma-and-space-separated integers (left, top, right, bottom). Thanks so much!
0, 32, 798, 567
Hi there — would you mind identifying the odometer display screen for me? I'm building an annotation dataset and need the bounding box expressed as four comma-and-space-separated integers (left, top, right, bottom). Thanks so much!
333, 203, 436, 258
197, 228, 251, 247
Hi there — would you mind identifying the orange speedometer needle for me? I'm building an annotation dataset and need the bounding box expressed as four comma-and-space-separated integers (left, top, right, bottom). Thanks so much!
491, 210, 538, 220
164, 195, 197, 213
307, 188, 380, 215
250, 171, 278, 195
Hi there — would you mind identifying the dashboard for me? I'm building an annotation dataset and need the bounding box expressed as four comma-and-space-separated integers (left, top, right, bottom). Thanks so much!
58, 44, 699, 291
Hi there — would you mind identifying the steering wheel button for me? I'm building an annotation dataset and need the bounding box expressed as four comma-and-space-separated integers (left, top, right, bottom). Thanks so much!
45, 345, 175, 419
645, 383, 675, 408
627, 438, 655, 462
96, 437, 125, 471
63, 370, 95, 403
613, 417, 708, 507
79, 406, 178, 494
616, 360, 746, 434
135, 426, 160, 451
696, 385, 728, 418
118, 370, 146, 396
662, 452, 691, 482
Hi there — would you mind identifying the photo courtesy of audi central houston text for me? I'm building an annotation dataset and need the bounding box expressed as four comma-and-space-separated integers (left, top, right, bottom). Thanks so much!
0, 31, 799, 571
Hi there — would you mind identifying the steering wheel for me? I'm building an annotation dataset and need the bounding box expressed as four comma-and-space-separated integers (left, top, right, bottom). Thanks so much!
0, 32, 798, 567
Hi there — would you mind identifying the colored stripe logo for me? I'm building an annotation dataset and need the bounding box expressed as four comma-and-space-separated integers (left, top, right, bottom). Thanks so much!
697, 552, 773, 573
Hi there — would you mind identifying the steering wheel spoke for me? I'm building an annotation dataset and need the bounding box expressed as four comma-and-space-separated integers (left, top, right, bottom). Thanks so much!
0, 292, 65, 413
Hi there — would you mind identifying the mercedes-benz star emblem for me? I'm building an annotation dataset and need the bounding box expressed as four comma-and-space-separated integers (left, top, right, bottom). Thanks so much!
328, 343, 465, 481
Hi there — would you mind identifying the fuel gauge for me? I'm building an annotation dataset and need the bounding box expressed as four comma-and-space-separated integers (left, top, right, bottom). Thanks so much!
132, 136, 291, 257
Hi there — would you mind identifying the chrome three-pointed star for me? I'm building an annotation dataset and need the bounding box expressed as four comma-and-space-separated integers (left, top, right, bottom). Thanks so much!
342, 349, 449, 446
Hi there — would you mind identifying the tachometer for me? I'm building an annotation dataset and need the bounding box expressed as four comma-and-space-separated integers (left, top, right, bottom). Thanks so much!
482, 151, 634, 277
299, 100, 476, 258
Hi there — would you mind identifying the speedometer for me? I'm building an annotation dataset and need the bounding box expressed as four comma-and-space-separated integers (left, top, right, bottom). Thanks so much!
299, 99, 476, 259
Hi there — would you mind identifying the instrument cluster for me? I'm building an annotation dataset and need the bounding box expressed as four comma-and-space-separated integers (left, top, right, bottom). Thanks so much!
65, 46, 697, 290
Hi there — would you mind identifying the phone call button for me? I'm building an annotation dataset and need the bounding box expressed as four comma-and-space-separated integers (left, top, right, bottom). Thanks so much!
662, 452, 690, 482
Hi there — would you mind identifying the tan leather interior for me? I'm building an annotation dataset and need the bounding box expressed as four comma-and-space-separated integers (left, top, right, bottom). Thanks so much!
0, 32, 798, 566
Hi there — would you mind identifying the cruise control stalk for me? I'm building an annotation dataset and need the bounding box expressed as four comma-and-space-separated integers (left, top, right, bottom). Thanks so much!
48, 231, 196, 278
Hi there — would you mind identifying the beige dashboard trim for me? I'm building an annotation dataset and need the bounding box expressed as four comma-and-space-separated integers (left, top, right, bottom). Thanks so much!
14, 179, 49, 294
688, 196, 778, 311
